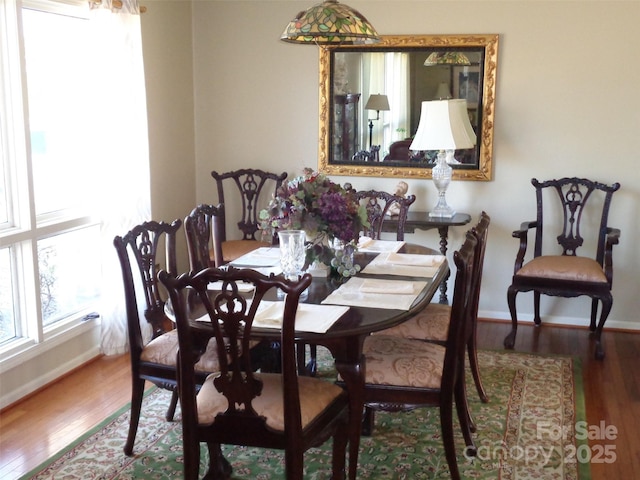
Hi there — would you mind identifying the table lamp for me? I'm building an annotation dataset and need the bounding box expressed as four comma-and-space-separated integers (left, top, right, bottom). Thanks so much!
364, 94, 390, 149
410, 99, 476, 218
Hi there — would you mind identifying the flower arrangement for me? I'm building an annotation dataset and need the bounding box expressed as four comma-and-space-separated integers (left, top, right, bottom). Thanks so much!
259, 168, 369, 277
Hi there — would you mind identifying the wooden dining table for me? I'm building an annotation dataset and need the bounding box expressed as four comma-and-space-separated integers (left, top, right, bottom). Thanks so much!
181, 242, 449, 480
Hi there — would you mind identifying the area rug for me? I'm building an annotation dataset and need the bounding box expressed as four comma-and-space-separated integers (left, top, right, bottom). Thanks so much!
20, 349, 589, 480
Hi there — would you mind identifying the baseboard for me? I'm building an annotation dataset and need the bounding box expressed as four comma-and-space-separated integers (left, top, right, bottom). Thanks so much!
478, 310, 640, 332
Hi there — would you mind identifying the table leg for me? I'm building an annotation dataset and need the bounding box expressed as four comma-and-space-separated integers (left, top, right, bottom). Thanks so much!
437, 226, 450, 304
335, 356, 364, 480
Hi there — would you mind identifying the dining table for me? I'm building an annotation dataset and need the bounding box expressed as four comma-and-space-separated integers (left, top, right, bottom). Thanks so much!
181, 240, 449, 480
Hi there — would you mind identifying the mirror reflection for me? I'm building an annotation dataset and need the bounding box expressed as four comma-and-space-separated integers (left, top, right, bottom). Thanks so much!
318, 35, 498, 180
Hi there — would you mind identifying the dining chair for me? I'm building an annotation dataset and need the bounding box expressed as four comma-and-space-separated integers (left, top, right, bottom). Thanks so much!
376, 212, 491, 415
159, 267, 350, 480
355, 189, 416, 241
184, 203, 225, 269
211, 168, 287, 263
352, 230, 479, 480
113, 220, 221, 456
504, 177, 620, 359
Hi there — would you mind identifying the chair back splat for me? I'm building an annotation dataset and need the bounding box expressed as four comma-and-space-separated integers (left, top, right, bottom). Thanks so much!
184, 203, 225, 270
505, 177, 621, 359
356, 189, 416, 241
211, 168, 287, 242
160, 267, 349, 480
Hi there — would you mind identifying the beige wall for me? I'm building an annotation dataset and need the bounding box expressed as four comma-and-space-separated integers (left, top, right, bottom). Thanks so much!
144, 1, 640, 330
141, 0, 196, 271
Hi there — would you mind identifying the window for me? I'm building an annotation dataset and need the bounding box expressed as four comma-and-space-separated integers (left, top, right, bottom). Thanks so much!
0, 0, 101, 350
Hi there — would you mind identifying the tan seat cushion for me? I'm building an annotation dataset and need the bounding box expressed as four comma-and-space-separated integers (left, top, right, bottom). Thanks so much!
363, 335, 445, 389
196, 373, 345, 431
222, 239, 271, 263
516, 255, 607, 283
140, 329, 221, 373
375, 303, 450, 342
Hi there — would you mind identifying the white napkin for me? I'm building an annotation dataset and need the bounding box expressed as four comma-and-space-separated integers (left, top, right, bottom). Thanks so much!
361, 252, 445, 278
322, 277, 427, 310
230, 247, 281, 267
359, 278, 417, 294
253, 302, 350, 333
357, 239, 405, 253
383, 252, 445, 266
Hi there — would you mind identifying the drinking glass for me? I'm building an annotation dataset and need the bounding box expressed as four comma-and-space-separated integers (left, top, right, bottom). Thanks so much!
278, 230, 306, 281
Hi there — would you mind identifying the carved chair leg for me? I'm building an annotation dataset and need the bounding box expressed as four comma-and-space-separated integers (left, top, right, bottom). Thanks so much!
440, 396, 461, 480
468, 336, 489, 404
165, 389, 179, 421
124, 377, 145, 456
593, 296, 612, 360
361, 406, 375, 436
533, 291, 542, 325
504, 287, 519, 349
454, 366, 476, 450
331, 421, 348, 480
589, 298, 599, 331
203, 443, 232, 480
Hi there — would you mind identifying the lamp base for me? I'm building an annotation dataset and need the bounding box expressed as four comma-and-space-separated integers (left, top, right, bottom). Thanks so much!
429, 207, 456, 218
429, 150, 455, 218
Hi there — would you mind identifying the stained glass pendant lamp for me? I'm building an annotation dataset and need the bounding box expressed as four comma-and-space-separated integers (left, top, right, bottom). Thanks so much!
280, 0, 380, 45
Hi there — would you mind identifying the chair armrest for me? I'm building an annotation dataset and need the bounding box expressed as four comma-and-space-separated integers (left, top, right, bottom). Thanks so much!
603, 227, 621, 285
512, 221, 538, 273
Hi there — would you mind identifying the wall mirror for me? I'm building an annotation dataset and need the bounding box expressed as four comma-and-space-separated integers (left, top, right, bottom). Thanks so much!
318, 34, 498, 180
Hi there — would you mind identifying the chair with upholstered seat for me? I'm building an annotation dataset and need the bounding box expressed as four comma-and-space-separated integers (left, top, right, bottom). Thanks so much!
211, 169, 287, 264
356, 231, 479, 480
377, 212, 491, 410
503, 178, 620, 359
356, 189, 416, 241
160, 267, 349, 480
113, 220, 221, 456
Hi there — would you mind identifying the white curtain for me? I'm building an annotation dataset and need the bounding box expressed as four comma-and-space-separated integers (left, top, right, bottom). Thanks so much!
89, 0, 152, 355
362, 52, 409, 158
385, 52, 409, 146
361, 53, 385, 152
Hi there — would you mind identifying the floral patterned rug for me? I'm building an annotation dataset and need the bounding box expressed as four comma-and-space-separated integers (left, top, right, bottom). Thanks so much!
20, 349, 589, 480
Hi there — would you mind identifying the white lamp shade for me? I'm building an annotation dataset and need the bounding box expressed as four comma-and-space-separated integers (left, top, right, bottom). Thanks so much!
410, 99, 477, 151
365, 94, 390, 111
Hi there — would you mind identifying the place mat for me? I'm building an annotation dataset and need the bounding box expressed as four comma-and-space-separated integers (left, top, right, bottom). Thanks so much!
253, 301, 349, 333
321, 277, 427, 310
229, 247, 281, 267
357, 237, 405, 253
361, 252, 445, 277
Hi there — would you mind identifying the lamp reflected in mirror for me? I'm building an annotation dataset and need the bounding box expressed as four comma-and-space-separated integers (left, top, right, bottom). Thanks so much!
410, 99, 477, 217
354, 94, 389, 162
364, 94, 389, 149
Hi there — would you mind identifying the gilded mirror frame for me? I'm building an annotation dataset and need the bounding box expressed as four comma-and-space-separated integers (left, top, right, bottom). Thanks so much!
318, 34, 499, 180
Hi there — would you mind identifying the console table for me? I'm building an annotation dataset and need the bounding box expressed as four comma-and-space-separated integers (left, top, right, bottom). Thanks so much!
383, 211, 471, 303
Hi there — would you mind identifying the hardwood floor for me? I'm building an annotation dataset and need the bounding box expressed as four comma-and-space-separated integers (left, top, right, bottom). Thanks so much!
1, 320, 638, 479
